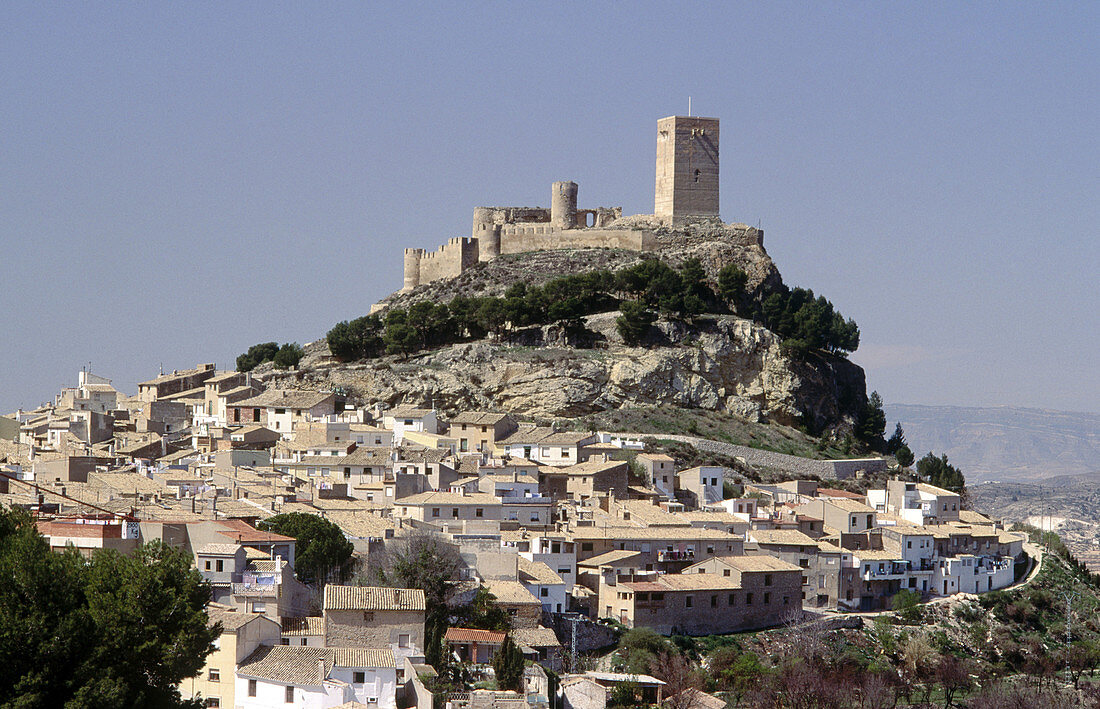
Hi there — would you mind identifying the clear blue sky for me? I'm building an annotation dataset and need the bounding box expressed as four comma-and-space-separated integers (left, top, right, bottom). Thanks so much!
1, 3, 1096, 414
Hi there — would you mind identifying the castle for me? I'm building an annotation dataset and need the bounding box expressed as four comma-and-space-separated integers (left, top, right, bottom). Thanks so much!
401, 115, 722, 291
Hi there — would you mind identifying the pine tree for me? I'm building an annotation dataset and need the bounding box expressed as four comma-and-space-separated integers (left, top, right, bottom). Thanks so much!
493, 635, 525, 692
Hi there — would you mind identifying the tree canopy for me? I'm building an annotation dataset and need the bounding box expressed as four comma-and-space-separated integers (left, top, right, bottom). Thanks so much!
0, 507, 217, 709
326, 257, 860, 363
916, 452, 966, 493
257, 512, 354, 585
236, 341, 303, 372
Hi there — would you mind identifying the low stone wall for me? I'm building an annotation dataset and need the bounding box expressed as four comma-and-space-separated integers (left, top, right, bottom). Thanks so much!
624, 433, 886, 481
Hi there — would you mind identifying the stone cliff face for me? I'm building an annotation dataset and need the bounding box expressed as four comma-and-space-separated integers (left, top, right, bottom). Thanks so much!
264, 219, 866, 432
275, 313, 864, 432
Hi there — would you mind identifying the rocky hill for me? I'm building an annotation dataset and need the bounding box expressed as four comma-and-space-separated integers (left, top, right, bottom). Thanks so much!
261, 218, 868, 435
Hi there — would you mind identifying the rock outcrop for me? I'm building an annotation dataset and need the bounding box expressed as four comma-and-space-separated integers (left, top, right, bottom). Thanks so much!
261, 219, 866, 433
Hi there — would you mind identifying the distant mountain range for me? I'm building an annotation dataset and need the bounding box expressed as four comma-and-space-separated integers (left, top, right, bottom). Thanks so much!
884, 403, 1100, 483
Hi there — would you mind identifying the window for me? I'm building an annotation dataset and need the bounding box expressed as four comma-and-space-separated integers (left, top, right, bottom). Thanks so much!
710, 595, 717, 607
208, 669, 220, 682
582, 543, 593, 552
285, 685, 294, 703
540, 588, 548, 597
723, 569, 730, 577
764, 574, 772, 586
398, 634, 410, 648
746, 593, 753, 605
764, 592, 771, 604
685, 596, 693, 608
362, 611, 375, 622
280, 638, 290, 645
729, 593, 736, 605
204, 560, 211, 570
432, 508, 440, 518
451, 508, 459, 518
706, 545, 714, 555
354, 671, 365, 684
476, 508, 483, 518
215, 559, 224, 572
530, 512, 540, 522
205, 699, 220, 708
248, 679, 257, 697
799, 559, 809, 568
558, 567, 570, 575
907, 541, 912, 549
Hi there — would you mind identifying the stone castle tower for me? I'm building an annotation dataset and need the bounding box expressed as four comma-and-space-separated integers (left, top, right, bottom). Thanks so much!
654, 115, 720, 224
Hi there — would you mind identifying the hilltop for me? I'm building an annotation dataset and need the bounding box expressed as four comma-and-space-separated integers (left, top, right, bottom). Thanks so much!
259, 218, 870, 441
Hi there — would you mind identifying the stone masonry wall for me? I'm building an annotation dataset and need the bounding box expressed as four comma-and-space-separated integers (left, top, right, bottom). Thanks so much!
623, 433, 886, 481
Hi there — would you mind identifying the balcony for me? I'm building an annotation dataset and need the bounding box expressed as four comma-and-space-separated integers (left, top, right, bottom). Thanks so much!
862, 562, 909, 580
657, 549, 695, 562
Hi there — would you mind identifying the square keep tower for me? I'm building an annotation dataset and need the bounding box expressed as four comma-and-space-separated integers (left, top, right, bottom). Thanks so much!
654, 115, 720, 224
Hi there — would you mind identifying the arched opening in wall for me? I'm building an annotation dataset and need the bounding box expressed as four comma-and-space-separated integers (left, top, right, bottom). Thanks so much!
586, 212, 595, 227
694, 169, 701, 183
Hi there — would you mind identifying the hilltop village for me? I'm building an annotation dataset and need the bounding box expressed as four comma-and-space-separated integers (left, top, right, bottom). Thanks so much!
0, 117, 1032, 709
1, 365, 1027, 709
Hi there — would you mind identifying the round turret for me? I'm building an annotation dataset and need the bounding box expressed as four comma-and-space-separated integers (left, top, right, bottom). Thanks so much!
402, 248, 423, 291
550, 181, 578, 229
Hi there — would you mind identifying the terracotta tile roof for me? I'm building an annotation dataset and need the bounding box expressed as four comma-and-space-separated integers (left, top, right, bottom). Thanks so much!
237, 645, 395, 684
445, 627, 506, 644
449, 412, 512, 425
511, 626, 561, 649
237, 645, 331, 684
323, 585, 425, 612
215, 519, 295, 544
748, 530, 818, 546
196, 543, 243, 556
518, 557, 563, 586
329, 648, 396, 669
706, 555, 803, 572
282, 616, 324, 636
577, 550, 643, 567
816, 488, 866, 500
396, 491, 499, 506
484, 580, 540, 605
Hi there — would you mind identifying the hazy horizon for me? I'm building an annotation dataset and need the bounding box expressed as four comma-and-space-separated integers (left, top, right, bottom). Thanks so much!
2, 3, 1096, 415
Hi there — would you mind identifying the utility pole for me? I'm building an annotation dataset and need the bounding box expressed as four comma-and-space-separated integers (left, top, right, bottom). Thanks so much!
1062, 589, 1079, 686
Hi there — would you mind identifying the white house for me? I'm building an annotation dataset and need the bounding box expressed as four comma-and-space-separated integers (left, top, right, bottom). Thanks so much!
933, 554, 1014, 596
235, 645, 397, 709
381, 406, 438, 445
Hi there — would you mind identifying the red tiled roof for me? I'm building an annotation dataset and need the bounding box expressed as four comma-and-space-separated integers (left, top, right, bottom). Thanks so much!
444, 628, 506, 644
216, 519, 295, 544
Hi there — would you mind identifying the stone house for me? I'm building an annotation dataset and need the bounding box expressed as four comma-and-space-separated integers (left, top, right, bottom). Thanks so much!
322, 585, 426, 663
636, 453, 675, 496
868, 480, 962, 525
444, 627, 505, 664
495, 427, 596, 466
745, 529, 854, 610
611, 555, 801, 635
539, 459, 629, 501
483, 579, 543, 629
448, 411, 519, 454
799, 497, 878, 534
229, 390, 340, 438
138, 363, 216, 402
674, 466, 725, 509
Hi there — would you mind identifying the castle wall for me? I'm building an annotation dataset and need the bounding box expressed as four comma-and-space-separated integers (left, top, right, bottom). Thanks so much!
497, 225, 656, 255
402, 238, 479, 291
417, 237, 479, 286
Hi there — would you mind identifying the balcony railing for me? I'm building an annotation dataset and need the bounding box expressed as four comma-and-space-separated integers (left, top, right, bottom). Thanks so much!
657, 550, 695, 562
